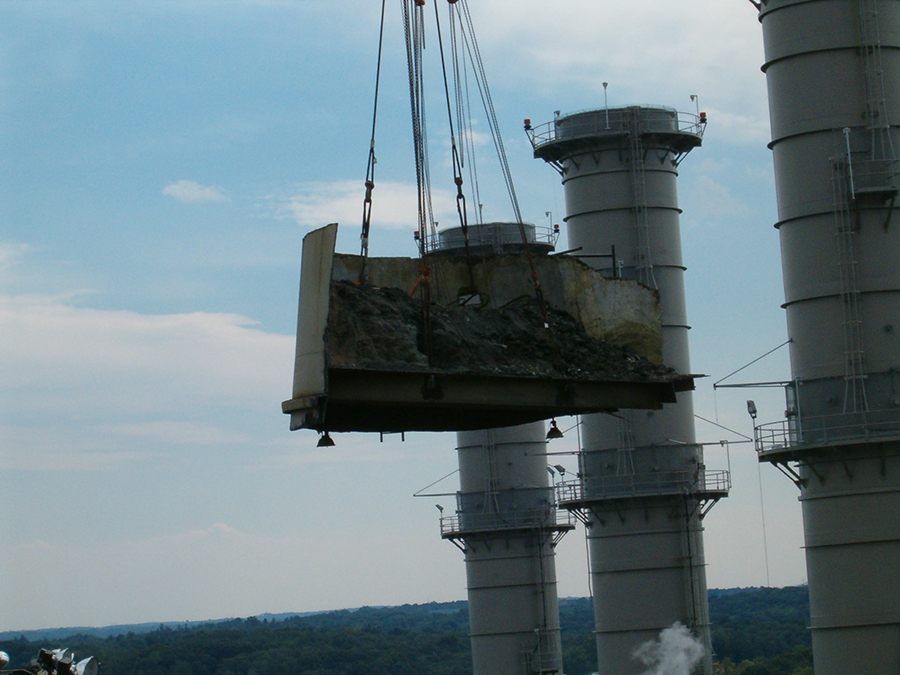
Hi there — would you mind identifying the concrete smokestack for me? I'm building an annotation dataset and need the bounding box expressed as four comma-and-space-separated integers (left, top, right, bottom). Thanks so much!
531, 106, 727, 675
752, 1, 900, 673
437, 224, 571, 675
444, 423, 570, 675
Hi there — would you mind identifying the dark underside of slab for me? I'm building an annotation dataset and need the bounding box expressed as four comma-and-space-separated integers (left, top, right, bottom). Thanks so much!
283, 368, 693, 433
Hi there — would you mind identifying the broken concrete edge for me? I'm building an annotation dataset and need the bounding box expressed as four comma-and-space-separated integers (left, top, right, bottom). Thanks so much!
331, 250, 665, 365
286, 223, 696, 435
323, 255, 673, 383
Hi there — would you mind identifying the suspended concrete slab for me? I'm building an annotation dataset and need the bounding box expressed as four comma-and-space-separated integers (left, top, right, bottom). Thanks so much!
282, 223, 694, 433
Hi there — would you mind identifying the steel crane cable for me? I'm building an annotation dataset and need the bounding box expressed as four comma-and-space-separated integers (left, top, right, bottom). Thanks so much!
451, 1, 562, 370
358, 0, 389, 283
455, 0, 523, 225
404, 0, 436, 250
431, 0, 478, 295
448, 4, 483, 225
404, 0, 438, 367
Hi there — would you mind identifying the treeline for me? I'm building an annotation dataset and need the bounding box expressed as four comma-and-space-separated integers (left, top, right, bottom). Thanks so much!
2, 587, 811, 675
710, 586, 811, 660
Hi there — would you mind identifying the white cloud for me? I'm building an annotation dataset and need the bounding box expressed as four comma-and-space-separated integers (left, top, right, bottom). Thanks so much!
279, 179, 456, 231
2, 521, 463, 630
0, 424, 159, 471
97, 420, 252, 446
162, 180, 230, 204
0, 290, 469, 631
467, 0, 769, 141
0, 293, 294, 468
0, 294, 287, 400
0, 242, 30, 266
0, 242, 31, 284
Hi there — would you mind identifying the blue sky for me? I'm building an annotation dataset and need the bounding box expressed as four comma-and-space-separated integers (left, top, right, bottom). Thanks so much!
1, 0, 803, 632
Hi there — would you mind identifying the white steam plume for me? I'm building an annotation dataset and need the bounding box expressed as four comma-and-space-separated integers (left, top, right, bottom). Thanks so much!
633, 622, 706, 675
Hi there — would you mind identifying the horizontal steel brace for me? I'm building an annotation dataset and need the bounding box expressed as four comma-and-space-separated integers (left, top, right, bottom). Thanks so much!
285, 368, 688, 433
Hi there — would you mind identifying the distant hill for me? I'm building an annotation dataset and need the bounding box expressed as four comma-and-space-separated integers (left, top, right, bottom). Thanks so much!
0, 612, 328, 643
1, 587, 811, 675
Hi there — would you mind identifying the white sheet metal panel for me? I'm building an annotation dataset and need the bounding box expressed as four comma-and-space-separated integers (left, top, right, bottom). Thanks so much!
289, 223, 337, 428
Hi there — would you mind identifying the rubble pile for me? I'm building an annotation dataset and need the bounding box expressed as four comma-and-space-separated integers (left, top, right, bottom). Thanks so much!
326, 280, 675, 382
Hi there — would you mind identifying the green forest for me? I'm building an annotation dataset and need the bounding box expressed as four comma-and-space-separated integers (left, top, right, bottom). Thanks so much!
1, 586, 812, 675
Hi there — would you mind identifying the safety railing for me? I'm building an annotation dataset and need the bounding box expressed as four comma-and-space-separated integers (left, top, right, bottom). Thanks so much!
418, 222, 560, 256
527, 107, 706, 150
755, 407, 900, 454
556, 469, 730, 503
521, 630, 562, 675
440, 506, 575, 537
850, 156, 900, 197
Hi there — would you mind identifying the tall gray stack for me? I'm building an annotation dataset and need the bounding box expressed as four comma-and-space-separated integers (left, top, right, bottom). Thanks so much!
443, 424, 569, 675
437, 224, 571, 675
752, 1, 900, 673
532, 106, 727, 675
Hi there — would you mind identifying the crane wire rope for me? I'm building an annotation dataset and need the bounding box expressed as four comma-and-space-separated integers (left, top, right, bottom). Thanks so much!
448, 8, 484, 226
404, 0, 439, 366
404, 0, 561, 369
462, 67, 484, 224
404, 0, 433, 247
359, 0, 389, 283
455, 1, 522, 223
447, 0, 560, 363
431, 0, 478, 295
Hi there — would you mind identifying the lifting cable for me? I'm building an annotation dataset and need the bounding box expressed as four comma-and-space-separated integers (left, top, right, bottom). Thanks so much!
454, 1, 522, 224
448, 10, 483, 225
405, 0, 561, 370
449, 0, 560, 360
404, 0, 436, 248
404, 0, 437, 366
432, 0, 478, 295
359, 0, 389, 283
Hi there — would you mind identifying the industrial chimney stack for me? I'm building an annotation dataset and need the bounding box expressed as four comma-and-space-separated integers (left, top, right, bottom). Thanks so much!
532, 106, 728, 675
752, 1, 900, 673
436, 225, 572, 675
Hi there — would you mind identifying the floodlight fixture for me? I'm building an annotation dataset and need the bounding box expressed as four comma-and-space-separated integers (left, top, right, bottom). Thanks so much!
317, 431, 336, 447
546, 419, 564, 440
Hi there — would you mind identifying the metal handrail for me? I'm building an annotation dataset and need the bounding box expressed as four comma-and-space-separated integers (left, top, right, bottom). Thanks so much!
440, 507, 574, 536
419, 223, 559, 255
754, 407, 900, 454
850, 156, 899, 194
521, 630, 562, 675
556, 469, 730, 503
528, 108, 705, 150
